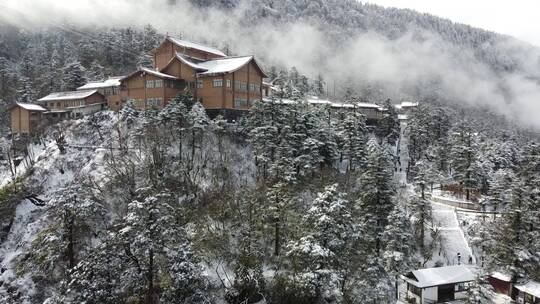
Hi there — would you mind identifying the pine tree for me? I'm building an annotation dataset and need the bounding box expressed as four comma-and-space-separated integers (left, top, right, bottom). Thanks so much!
450, 121, 480, 201
336, 111, 367, 172
61, 60, 87, 90
357, 139, 396, 255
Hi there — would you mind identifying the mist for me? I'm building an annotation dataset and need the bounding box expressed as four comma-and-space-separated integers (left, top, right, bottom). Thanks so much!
1, 0, 540, 129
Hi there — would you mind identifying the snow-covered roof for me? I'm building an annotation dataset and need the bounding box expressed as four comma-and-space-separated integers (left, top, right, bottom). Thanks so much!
198, 56, 255, 76
491, 271, 512, 282
38, 90, 100, 102
405, 265, 475, 288
398, 114, 408, 120
331, 102, 356, 108
515, 281, 540, 298
11, 102, 47, 111
356, 102, 382, 109
400, 101, 419, 108
121, 68, 178, 82
307, 98, 332, 105
167, 37, 226, 57
166, 54, 266, 77
76, 77, 123, 90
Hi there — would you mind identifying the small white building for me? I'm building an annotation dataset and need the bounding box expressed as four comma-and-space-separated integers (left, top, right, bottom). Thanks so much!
401, 265, 475, 303
515, 280, 540, 304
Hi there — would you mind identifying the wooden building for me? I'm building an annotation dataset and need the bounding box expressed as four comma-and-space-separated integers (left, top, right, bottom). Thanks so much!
77, 77, 123, 111
152, 37, 227, 70
38, 90, 106, 118
118, 67, 185, 110
32, 36, 266, 122
488, 272, 513, 297
9, 102, 47, 134
401, 265, 475, 303
117, 39, 267, 119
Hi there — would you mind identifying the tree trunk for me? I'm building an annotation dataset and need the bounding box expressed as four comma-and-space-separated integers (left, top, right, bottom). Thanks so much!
146, 249, 155, 304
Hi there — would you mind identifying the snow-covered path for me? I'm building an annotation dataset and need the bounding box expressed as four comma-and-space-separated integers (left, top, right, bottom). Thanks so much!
429, 201, 476, 267
397, 119, 475, 269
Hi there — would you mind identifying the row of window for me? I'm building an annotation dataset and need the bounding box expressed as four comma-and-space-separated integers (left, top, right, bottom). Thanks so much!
146, 79, 164, 88
102, 87, 120, 96
192, 78, 260, 93
129, 98, 163, 108
48, 100, 85, 109
234, 98, 260, 108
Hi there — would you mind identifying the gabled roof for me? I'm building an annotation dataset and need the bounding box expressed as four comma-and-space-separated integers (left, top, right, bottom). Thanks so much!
404, 265, 475, 288
38, 90, 100, 102
515, 281, 540, 298
121, 67, 179, 82
155, 37, 226, 57
9, 102, 47, 111
161, 54, 268, 78
356, 102, 382, 109
77, 77, 123, 90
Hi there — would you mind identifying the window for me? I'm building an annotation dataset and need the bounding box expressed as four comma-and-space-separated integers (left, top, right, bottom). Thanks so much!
408, 284, 422, 296
234, 81, 247, 92
196, 79, 203, 89
234, 98, 248, 108
146, 80, 155, 88
154, 79, 163, 88
455, 282, 470, 292
113, 87, 120, 95
146, 97, 163, 107
213, 79, 223, 87
226, 79, 231, 87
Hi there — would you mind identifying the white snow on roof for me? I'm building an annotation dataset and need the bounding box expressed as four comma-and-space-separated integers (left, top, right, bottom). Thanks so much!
140, 67, 178, 79
307, 97, 332, 105
38, 90, 99, 102
491, 272, 512, 282
197, 56, 253, 76
515, 281, 540, 298
400, 101, 419, 107
398, 114, 408, 120
15, 102, 47, 111
77, 77, 123, 90
175, 54, 207, 71
168, 37, 226, 57
356, 102, 382, 109
406, 265, 475, 288
331, 102, 356, 108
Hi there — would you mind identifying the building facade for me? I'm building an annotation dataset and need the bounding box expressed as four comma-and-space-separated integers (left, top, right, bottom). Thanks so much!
116, 37, 267, 118
38, 90, 106, 118
9, 103, 47, 134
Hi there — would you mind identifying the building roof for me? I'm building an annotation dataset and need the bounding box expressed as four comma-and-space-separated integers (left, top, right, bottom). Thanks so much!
121, 67, 179, 82
490, 271, 512, 282
76, 77, 123, 90
400, 101, 419, 108
165, 54, 267, 78
405, 265, 475, 288
38, 90, 100, 102
9, 102, 47, 111
164, 37, 226, 57
515, 281, 540, 298
357, 102, 382, 109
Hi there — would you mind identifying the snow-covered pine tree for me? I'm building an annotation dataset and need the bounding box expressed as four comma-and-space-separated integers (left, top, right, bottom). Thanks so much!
336, 111, 367, 172
61, 60, 87, 91
450, 120, 480, 201
357, 139, 396, 255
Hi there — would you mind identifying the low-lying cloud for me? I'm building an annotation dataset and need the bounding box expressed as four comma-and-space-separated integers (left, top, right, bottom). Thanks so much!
1, 0, 540, 130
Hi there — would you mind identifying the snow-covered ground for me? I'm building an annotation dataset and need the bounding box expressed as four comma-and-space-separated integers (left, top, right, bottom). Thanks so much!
428, 201, 476, 267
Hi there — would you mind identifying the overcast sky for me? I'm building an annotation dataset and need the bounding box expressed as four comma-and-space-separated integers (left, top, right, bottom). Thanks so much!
366, 0, 540, 47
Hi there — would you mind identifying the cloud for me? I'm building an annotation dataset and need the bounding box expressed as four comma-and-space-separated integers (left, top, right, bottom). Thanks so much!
1, 0, 540, 129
